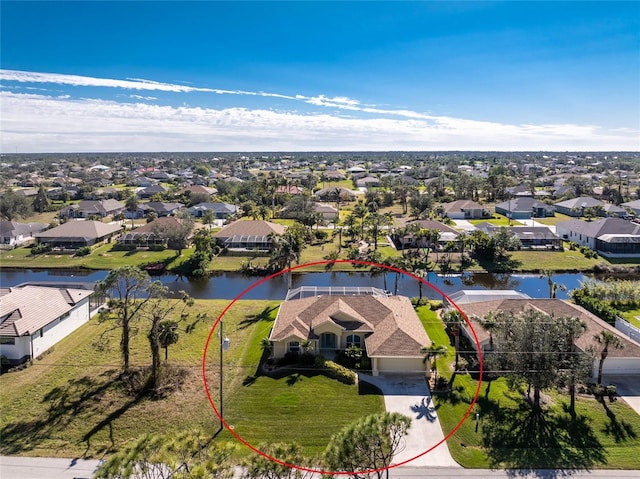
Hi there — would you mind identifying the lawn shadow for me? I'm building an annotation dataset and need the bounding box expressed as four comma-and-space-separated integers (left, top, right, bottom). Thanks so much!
482, 402, 607, 477
237, 305, 279, 330
0, 369, 133, 457
599, 399, 637, 443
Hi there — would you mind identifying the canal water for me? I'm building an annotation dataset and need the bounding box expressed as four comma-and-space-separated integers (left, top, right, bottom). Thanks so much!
0, 268, 589, 301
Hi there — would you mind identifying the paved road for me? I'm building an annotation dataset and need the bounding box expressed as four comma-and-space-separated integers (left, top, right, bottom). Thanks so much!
358, 373, 460, 468
0, 456, 101, 479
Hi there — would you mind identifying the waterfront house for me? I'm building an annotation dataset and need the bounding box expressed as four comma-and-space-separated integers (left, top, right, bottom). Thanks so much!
0, 284, 96, 367
213, 220, 285, 251
59, 199, 125, 219
0, 220, 49, 249
556, 217, 640, 257
268, 291, 430, 376
35, 221, 122, 250
452, 296, 640, 379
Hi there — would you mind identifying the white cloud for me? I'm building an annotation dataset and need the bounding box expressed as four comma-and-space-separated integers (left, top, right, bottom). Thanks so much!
1, 91, 637, 153
130, 94, 159, 101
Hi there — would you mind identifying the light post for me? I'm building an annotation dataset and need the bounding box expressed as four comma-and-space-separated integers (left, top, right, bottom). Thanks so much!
218, 320, 230, 431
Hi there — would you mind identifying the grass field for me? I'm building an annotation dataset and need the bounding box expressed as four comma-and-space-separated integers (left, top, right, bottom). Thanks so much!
0, 298, 384, 461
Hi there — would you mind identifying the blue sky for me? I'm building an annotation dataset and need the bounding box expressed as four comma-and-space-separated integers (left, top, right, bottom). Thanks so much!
1, 1, 639, 152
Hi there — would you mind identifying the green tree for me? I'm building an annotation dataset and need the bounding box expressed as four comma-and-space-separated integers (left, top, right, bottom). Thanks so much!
159, 319, 180, 361
125, 194, 139, 229
32, 184, 50, 213
593, 330, 624, 385
323, 412, 411, 479
421, 343, 448, 382
96, 267, 156, 375
202, 209, 216, 229
441, 309, 464, 370
0, 190, 33, 220
242, 442, 314, 479
94, 430, 235, 479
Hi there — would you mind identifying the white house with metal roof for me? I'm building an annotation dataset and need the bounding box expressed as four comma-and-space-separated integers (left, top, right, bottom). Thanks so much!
0, 285, 95, 367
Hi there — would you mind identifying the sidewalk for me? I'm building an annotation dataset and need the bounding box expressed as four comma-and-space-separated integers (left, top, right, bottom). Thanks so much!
358, 373, 460, 468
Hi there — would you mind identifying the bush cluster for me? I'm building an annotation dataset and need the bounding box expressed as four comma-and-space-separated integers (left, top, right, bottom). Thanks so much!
314, 356, 356, 385
571, 289, 620, 325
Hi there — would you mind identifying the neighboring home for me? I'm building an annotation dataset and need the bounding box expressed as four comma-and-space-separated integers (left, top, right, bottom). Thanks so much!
59, 199, 125, 219
118, 217, 197, 248
268, 291, 430, 376
315, 187, 357, 203
189, 202, 238, 219
476, 223, 561, 250
554, 196, 604, 217
397, 220, 460, 250
124, 203, 154, 219
495, 197, 555, 220
275, 185, 305, 195
35, 221, 122, 249
177, 185, 217, 198
602, 203, 628, 218
0, 284, 96, 366
313, 202, 339, 221
146, 201, 184, 217
323, 170, 347, 181
0, 221, 48, 249
621, 200, 640, 217
440, 200, 490, 220
213, 220, 286, 250
355, 176, 381, 188
137, 184, 169, 199
452, 297, 640, 379
556, 217, 640, 257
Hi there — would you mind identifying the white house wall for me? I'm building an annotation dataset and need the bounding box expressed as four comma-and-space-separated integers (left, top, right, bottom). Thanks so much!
593, 357, 640, 381
31, 297, 91, 360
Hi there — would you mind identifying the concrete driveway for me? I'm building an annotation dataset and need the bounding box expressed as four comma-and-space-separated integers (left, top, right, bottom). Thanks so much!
358, 373, 460, 468
604, 374, 640, 415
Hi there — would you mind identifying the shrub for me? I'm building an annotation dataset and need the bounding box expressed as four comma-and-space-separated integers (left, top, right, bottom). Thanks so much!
148, 244, 167, 251
322, 360, 356, 385
31, 243, 50, 255
75, 246, 92, 257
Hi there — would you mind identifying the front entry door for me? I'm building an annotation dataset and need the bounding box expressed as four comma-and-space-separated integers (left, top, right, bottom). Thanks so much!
320, 333, 337, 350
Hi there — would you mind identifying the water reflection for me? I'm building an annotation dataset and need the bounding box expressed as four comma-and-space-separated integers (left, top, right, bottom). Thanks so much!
0, 268, 589, 301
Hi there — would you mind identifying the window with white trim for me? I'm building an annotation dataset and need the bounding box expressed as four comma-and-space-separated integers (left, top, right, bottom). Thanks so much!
346, 334, 361, 348
288, 341, 300, 354
0, 337, 15, 345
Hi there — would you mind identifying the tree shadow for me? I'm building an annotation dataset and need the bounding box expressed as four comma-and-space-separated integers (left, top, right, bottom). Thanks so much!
600, 400, 637, 443
482, 402, 607, 477
0, 369, 148, 457
237, 305, 278, 330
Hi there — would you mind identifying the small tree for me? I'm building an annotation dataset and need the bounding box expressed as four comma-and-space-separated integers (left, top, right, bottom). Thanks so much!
594, 330, 624, 385
158, 319, 180, 361
323, 412, 411, 479
421, 343, 448, 381
242, 442, 314, 479
441, 309, 464, 370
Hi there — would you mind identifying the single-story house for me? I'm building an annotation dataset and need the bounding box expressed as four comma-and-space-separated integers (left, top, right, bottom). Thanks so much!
275, 185, 305, 195
554, 196, 604, 217
118, 216, 200, 249
0, 284, 95, 366
453, 297, 640, 380
323, 171, 347, 181
146, 201, 184, 217
177, 185, 217, 198
440, 200, 490, 220
621, 200, 640, 217
59, 199, 125, 219
213, 220, 286, 250
397, 220, 461, 250
188, 202, 238, 219
556, 217, 640, 257
137, 184, 169, 199
35, 221, 122, 249
315, 187, 357, 203
356, 176, 381, 188
475, 223, 561, 250
495, 197, 555, 220
313, 202, 339, 221
0, 220, 49, 249
268, 293, 430, 376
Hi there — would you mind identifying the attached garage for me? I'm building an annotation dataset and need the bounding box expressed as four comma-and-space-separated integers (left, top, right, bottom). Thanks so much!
373, 357, 425, 376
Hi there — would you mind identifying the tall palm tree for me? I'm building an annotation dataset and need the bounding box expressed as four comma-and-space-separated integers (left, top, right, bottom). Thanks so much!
441, 309, 463, 370
158, 319, 180, 361
594, 330, 624, 385
421, 343, 448, 382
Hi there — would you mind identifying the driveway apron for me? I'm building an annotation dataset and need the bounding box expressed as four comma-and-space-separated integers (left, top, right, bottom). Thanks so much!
358, 373, 460, 468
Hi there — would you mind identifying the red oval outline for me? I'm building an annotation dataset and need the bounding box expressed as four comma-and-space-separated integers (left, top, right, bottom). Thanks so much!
202, 259, 483, 474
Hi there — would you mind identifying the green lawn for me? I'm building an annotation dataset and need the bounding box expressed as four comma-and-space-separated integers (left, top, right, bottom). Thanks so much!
469, 215, 523, 226
618, 307, 640, 329
0, 298, 384, 461
418, 306, 640, 470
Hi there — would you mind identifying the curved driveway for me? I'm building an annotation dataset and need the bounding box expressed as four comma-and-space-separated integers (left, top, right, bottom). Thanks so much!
358, 373, 460, 468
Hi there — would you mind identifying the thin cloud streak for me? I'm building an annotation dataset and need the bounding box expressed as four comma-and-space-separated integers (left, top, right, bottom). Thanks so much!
2, 91, 637, 153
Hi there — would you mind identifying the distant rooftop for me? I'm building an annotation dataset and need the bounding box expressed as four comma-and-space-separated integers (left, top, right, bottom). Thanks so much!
447, 289, 531, 305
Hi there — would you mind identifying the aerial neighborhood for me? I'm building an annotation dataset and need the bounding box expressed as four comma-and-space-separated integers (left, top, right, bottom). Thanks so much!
1, 151, 640, 475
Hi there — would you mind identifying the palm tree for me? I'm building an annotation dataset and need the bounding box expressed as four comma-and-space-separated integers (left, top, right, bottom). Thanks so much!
259, 337, 273, 359
421, 343, 448, 382
441, 309, 463, 370
158, 320, 179, 361
202, 209, 216, 230
594, 331, 624, 385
